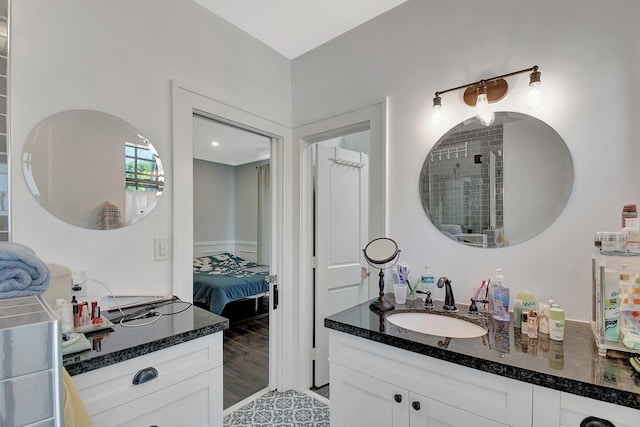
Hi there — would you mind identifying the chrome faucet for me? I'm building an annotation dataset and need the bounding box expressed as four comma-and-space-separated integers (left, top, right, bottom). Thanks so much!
437, 276, 457, 312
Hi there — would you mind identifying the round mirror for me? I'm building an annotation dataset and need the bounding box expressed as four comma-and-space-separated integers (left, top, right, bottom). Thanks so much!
419, 112, 573, 248
363, 237, 400, 265
22, 110, 164, 230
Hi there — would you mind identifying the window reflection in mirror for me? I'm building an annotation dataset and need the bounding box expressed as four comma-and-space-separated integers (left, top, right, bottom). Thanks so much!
419, 112, 573, 248
22, 110, 164, 230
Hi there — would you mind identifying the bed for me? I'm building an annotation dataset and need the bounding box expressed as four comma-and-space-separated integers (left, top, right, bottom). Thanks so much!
193, 252, 270, 315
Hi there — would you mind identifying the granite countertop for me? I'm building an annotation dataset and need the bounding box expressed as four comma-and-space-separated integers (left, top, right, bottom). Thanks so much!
63, 299, 228, 376
325, 295, 640, 410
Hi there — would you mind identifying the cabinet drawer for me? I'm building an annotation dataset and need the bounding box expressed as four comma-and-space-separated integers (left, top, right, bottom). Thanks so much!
90, 366, 221, 427
72, 333, 222, 416
560, 392, 640, 427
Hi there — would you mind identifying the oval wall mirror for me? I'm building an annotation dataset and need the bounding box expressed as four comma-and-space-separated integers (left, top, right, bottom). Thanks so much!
23, 110, 164, 230
419, 112, 573, 248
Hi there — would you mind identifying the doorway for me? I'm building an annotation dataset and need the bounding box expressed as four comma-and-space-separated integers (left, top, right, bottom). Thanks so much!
295, 98, 388, 392
171, 81, 291, 396
192, 115, 272, 408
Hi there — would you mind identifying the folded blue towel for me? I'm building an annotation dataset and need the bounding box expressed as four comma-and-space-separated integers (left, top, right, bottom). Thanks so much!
0, 243, 51, 299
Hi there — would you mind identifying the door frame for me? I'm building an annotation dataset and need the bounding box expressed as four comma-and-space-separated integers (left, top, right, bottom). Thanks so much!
171, 81, 292, 390
295, 97, 388, 390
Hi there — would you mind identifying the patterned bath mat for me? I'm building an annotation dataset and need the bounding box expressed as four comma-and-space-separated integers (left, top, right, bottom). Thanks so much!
223, 390, 330, 427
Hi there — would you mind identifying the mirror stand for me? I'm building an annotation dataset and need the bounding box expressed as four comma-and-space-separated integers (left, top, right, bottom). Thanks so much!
370, 269, 394, 312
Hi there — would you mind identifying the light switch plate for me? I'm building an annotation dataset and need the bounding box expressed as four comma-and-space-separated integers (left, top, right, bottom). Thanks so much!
154, 237, 171, 261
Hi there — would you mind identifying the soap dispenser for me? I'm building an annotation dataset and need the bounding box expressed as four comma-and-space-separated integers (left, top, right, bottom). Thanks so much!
490, 268, 510, 321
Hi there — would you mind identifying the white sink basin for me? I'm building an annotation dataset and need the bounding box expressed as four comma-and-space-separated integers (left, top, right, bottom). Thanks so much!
386, 312, 487, 338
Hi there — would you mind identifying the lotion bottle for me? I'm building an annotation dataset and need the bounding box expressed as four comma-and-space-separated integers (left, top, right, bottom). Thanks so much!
490, 268, 510, 321
549, 305, 565, 341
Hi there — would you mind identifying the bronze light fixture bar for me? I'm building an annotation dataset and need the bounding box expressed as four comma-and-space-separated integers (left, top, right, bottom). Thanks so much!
433, 65, 540, 109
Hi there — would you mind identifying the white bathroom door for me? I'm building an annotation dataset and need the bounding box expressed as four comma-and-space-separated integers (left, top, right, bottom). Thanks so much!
313, 144, 369, 387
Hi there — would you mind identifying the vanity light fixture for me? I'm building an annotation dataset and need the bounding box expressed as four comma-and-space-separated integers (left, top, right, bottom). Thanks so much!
432, 65, 542, 126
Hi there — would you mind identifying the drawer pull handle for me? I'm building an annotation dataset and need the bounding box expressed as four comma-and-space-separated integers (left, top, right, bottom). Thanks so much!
394, 394, 402, 403
132, 367, 158, 385
580, 417, 615, 427
412, 401, 421, 411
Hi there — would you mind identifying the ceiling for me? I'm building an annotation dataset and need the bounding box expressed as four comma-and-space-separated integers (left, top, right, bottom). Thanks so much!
193, 116, 271, 166
191, 0, 409, 165
193, 0, 409, 59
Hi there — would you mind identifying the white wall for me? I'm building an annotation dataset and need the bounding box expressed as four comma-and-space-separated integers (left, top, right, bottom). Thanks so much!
193, 159, 235, 242
292, 0, 640, 320
11, 1, 291, 299
193, 158, 266, 244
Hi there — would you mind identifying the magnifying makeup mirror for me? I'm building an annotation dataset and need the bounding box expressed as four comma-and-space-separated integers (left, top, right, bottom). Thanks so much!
363, 237, 401, 312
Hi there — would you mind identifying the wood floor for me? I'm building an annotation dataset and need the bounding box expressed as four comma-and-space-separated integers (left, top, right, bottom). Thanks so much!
221, 296, 331, 408
223, 298, 270, 409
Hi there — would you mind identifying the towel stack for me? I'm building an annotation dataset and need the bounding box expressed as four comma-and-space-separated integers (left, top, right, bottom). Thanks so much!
0, 242, 50, 300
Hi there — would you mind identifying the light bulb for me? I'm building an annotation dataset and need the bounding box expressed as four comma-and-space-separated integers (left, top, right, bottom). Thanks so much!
476, 93, 495, 126
527, 82, 543, 109
431, 104, 443, 127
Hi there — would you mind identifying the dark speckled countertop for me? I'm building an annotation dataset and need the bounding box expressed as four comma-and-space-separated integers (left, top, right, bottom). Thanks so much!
325, 295, 640, 410
63, 299, 228, 376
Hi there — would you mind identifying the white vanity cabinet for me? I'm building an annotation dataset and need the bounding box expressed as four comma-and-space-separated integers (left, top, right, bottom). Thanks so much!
332, 363, 506, 427
329, 330, 532, 427
533, 385, 640, 427
71, 332, 223, 427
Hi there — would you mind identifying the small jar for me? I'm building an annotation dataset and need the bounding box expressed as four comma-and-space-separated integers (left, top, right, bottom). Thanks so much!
622, 204, 638, 228
599, 232, 626, 253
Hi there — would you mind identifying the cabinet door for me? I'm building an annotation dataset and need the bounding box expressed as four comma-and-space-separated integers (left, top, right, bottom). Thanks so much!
90, 366, 221, 427
533, 386, 640, 427
330, 363, 409, 427
409, 392, 506, 427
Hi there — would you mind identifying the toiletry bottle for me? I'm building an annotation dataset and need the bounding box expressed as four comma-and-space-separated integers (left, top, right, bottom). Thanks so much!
604, 268, 620, 342
420, 265, 435, 293
619, 265, 633, 331
517, 291, 536, 315
55, 298, 73, 333
527, 309, 538, 338
549, 305, 565, 341
513, 299, 523, 329
538, 299, 553, 335
622, 204, 638, 228
490, 268, 510, 321
72, 296, 79, 329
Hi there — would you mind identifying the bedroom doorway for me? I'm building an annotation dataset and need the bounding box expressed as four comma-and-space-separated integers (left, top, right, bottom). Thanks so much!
192, 114, 273, 409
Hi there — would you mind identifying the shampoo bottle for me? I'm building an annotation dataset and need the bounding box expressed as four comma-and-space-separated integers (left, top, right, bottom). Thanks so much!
490, 268, 510, 321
